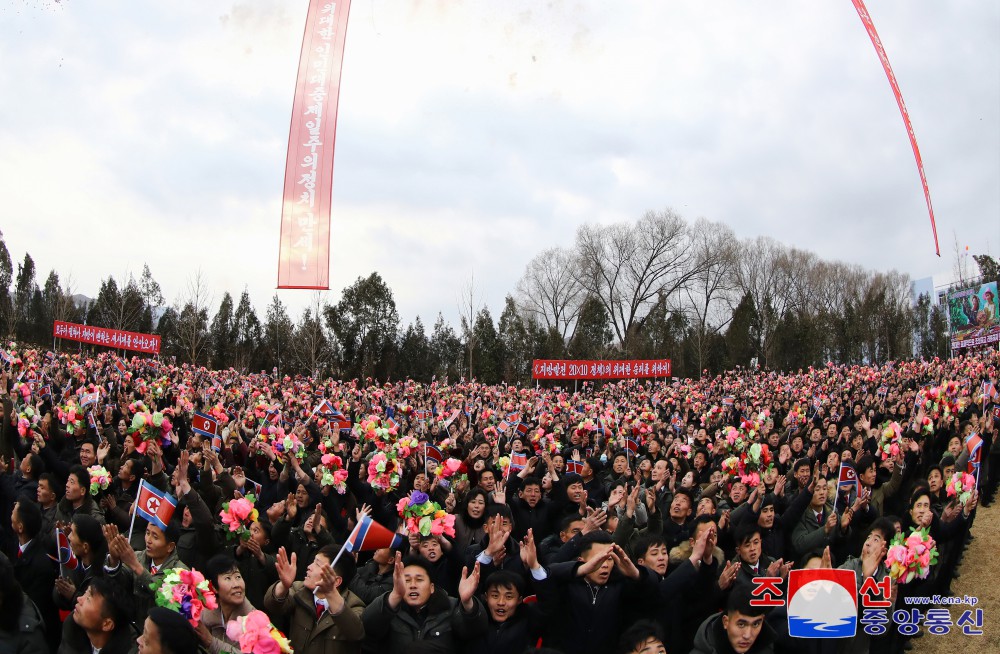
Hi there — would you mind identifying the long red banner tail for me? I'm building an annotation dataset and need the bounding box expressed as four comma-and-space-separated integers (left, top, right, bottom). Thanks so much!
851, 0, 940, 256
277, 0, 353, 289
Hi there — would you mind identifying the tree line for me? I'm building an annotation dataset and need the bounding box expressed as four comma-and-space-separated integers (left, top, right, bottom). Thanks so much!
0, 221, 993, 383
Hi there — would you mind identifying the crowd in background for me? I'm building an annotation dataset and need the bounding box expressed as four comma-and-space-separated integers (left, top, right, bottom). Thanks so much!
0, 345, 996, 654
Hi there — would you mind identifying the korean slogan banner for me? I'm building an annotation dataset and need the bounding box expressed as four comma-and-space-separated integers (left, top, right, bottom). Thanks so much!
532, 359, 672, 380
948, 281, 999, 352
277, 0, 352, 289
53, 321, 161, 355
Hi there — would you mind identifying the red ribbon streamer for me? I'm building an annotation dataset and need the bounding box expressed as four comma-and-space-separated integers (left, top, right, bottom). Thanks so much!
851, 0, 940, 256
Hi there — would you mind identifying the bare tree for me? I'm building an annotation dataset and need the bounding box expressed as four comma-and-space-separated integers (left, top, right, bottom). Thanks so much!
53, 274, 78, 348
515, 247, 584, 341
682, 219, 738, 375
457, 272, 483, 379
951, 232, 975, 288
290, 291, 334, 377
174, 269, 213, 364
730, 236, 794, 366
575, 209, 704, 354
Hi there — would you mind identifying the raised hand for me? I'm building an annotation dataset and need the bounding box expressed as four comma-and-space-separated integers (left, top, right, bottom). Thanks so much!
774, 474, 786, 497
610, 543, 640, 580
582, 507, 607, 534
458, 563, 481, 610
316, 564, 344, 613
275, 546, 298, 594
520, 528, 539, 570
492, 481, 507, 505
625, 484, 639, 518
285, 493, 298, 520
312, 504, 323, 534
575, 546, 613, 579
718, 560, 740, 590
607, 485, 626, 509
388, 552, 406, 609
690, 523, 711, 565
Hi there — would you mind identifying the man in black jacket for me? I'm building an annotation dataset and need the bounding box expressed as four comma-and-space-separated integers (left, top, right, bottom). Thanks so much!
11, 499, 60, 651
544, 531, 658, 654
690, 586, 776, 654
361, 554, 487, 654
465, 531, 553, 654
505, 474, 553, 542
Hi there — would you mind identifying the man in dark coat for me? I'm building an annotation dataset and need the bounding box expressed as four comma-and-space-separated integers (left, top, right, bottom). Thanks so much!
361, 554, 487, 654
11, 499, 60, 651
690, 586, 776, 654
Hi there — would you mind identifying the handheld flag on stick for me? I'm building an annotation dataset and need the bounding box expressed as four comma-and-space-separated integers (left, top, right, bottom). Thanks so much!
834, 462, 860, 511
244, 477, 263, 498
624, 437, 640, 458
132, 480, 178, 537
424, 444, 444, 475
49, 527, 79, 577
966, 432, 983, 484
505, 452, 528, 480
191, 412, 219, 441
565, 460, 585, 476
330, 515, 403, 567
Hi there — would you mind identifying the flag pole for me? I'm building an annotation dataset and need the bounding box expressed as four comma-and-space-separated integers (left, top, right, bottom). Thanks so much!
330, 520, 361, 568
128, 479, 143, 542
329, 538, 351, 568
56, 526, 64, 578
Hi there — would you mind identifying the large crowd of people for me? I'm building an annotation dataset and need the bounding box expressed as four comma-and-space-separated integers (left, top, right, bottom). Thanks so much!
0, 344, 996, 654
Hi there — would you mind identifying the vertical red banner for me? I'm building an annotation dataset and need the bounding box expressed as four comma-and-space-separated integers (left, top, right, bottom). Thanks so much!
851, 0, 939, 256
277, 0, 352, 289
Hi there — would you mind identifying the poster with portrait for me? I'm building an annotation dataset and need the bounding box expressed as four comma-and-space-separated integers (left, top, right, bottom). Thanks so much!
948, 281, 999, 351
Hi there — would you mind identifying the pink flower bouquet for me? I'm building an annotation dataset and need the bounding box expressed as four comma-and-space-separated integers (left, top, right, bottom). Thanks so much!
885, 528, 938, 584
151, 568, 218, 627
87, 465, 112, 496
219, 494, 259, 541
226, 610, 292, 654
367, 450, 401, 492
945, 471, 976, 505
878, 421, 902, 460
317, 446, 349, 494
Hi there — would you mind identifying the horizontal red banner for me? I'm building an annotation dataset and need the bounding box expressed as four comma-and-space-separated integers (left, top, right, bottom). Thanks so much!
532, 359, 671, 380
53, 321, 161, 355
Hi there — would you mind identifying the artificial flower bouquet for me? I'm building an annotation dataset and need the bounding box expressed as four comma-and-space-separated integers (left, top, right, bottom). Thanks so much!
885, 528, 938, 584
219, 494, 259, 541
151, 568, 218, 627
397, 491, 456, 538
226, 610, 293, 654
87, 465, 111, 496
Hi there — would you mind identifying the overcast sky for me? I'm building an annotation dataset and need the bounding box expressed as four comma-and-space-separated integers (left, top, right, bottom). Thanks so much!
1, 0, 997, 330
